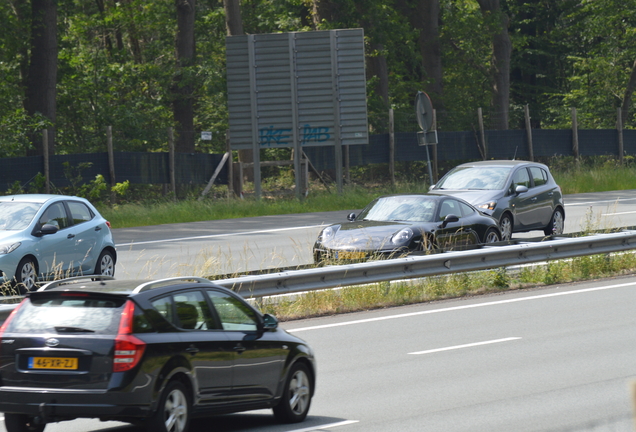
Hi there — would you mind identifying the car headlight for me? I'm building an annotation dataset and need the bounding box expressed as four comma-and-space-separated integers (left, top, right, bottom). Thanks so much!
0, 242, 21, 255
392, 228, 413, 244
320, 226, 338, 243
477, 201, 497, 211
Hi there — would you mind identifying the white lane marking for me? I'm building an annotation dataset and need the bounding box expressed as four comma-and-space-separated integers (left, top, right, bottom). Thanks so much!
289, 420, 359, 431
566, 197, 636, 206
287, 280, 636, 332
408, 337, 521, 355
117, 224, 326, 247
603, 211, 636, 216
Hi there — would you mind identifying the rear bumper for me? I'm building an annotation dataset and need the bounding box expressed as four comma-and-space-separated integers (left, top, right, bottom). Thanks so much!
0, 386, 152, 421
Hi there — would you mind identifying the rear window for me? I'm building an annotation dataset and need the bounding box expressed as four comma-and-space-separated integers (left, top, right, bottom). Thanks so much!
5, 295, 126, 335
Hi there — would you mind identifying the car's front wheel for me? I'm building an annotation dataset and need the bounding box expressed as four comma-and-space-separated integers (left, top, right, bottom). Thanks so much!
484, 228, 501, 243
14, 258, 38, 293
273, 362, 312, 423
544, 208, 564, 236
147, 380, 190, 432
499, 213, 513, 241
4, 413, 45, 432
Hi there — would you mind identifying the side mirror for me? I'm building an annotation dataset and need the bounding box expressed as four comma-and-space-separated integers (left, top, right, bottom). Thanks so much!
429, 184, 436, 190
262, 313, 278, 331
347, 212, 356, 221
34, 224, 59, 237
440, 214, 459, 228
515, 185, 528, 195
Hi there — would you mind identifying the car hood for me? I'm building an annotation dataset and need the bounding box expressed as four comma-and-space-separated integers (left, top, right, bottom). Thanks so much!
321, 220, 417, 251
0, 230, 25, 243
428, 189, 502, 204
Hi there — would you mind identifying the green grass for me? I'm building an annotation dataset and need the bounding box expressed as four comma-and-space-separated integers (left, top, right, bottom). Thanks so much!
99, 158, 636, 229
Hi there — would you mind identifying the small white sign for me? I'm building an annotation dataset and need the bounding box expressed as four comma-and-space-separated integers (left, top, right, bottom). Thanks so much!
201, 131, 212, 140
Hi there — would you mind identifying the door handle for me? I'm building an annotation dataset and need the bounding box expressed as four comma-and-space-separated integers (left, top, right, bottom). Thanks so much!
95, 226, 102, 231
185, 345, 199, 355
67, 234, 75, 239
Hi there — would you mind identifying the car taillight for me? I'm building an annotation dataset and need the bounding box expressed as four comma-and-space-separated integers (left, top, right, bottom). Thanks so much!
0, 300, 26, 357
106, 221, 111, 229
113, 300, 146, 372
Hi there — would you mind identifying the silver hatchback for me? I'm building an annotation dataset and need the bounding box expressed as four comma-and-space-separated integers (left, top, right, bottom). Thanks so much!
429, 160, 565, 240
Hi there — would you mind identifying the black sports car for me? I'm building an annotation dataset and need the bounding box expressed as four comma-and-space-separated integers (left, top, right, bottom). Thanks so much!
313, 194, 502, 263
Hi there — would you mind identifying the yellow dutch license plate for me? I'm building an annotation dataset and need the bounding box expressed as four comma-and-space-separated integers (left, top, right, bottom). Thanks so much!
337, 251, 366, 260
29, 357, 78, 370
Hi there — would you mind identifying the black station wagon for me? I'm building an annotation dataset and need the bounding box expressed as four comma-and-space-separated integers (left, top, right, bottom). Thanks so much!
0, 276, 316, 432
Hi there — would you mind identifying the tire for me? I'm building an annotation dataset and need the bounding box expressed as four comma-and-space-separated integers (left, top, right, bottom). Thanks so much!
273, 362, 312, 423
95, 250, 115, 277
544, 208, 564, 236
14, 258, 38, 293
484, 228, 501, 243
499, 213, 513, 241
4, 413, 45, 432
146, 380, 190, 432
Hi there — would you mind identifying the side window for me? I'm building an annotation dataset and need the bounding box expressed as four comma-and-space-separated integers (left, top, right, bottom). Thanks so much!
458, 201, 475, 217
529, 167, 547, 187
151, 291, 217, 330
206, 290, 259, 332
439, 199, 459, 221
509, 168, 531, 193
39, 202, 69, 229
67, 201, 94, 226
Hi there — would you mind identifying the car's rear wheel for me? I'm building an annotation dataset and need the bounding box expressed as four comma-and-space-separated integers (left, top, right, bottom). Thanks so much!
14, 258, 38, 293
95, 250, 115, 277
484, 228, 500, 243
147, 380, 190, 432
499, 213, 513, 241
273, 362, 312, 423
544, 208, 564, 236
4, 413, 45, 432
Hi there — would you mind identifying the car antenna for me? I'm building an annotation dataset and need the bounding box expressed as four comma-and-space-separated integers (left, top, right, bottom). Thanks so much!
512, 146, 518, 160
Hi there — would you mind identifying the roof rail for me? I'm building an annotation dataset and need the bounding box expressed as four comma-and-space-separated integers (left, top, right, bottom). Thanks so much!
37, 276, 116, 292
132, 276, 212, 294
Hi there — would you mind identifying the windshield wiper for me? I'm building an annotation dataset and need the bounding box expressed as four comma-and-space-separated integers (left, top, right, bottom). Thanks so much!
54, 326, 95, 333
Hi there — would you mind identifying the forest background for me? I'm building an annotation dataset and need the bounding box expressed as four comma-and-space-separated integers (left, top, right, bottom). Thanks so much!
1, 0, 636, 167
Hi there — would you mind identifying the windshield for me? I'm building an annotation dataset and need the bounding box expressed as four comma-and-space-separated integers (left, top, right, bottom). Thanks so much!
0, 202, 42, 230
357, 196, 436, 222
435, 166, 511, 190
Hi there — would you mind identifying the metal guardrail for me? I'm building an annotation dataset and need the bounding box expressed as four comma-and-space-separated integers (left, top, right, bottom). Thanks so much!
216, 230, 636, 298
2, 230, 636, 324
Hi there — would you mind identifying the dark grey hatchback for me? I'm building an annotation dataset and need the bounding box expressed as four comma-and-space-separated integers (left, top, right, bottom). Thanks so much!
0, 276, 315, 432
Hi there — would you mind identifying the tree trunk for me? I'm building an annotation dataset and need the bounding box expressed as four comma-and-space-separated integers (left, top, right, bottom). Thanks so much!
621, 59, 636, 127
25, 0, 57, 156
311, 0, 337, 28
476, 0, 511, 130
173, 0, 196, 153
224, 0, 253, 180
417, 0, 443, 111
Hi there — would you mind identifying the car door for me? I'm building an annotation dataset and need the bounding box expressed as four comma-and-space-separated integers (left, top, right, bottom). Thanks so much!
150, 291, 235, 405
205, 289, 286, 403
506, 166, 538, 230
64, 200, 102, 272
435, 198, 479, 250
33, 201, 76, 276
528, 166, 556, 226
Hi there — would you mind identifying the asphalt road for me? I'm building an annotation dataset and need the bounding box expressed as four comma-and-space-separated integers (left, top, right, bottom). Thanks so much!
111, 190, 636, 279
3, 276, 634, 432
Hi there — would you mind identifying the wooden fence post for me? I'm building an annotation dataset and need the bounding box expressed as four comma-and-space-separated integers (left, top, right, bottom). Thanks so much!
389, 108, 395, 185
42, 129, 50, 194
168, 127, 176, 201
478, 108, 487, 160
524, 104, 534, 161
617, 107, 624, 165
571, 108, 579, 161
107, 126, 116, 205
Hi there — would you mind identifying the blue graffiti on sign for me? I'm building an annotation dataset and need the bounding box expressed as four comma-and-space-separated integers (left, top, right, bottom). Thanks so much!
301, 124, 330, 145
259, 126, 292, 147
